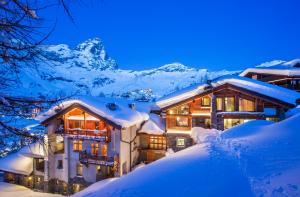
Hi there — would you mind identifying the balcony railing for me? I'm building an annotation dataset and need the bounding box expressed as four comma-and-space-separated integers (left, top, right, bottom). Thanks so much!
64, 128, 111, 142
79, 152, 114, 166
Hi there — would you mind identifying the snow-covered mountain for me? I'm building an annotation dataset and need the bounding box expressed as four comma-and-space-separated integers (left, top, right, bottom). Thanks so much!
5, 37, 237, 101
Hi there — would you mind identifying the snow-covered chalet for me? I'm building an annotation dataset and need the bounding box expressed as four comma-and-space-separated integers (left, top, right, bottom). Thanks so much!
151, 75, 300, 152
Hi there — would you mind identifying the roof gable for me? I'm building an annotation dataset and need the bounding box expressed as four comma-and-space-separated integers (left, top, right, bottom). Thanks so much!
155, 75, 300, 110
37, 96, 148, 129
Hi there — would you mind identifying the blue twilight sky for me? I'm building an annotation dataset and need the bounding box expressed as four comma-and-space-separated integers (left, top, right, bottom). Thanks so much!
42, 0, 300, 70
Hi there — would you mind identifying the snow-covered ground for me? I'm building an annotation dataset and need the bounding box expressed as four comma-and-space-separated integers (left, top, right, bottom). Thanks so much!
74, 113, 300, 197
0, 182, 62, 197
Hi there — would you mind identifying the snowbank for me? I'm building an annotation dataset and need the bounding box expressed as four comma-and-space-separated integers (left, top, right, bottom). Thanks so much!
0, 182, 62, 197
222, 114, 300, 196
76, 114, 300, 197
190, 127, 221, 144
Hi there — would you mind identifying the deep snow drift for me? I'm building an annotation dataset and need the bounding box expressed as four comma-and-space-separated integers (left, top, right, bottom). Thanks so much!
75, 113, 300, 197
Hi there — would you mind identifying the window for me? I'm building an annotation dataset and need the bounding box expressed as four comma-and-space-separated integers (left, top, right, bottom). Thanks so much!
176, 116, 189, 127
192, 117, 211, 128
239, 98, 255, 112
266, 117, 279, 122
176, 138, 185, 147
68, 120, 84, 129
57, 160, 63, 169
96, 165, 101, 174
35, 159, 44, 172
101, 144, 107, 156
201, 97, 211, 107
224, 119, 252, 129
168, 105, 189, 115
73, 140, 83, 152
224, 97, 235, 112
216, 98, 223, 111
76, 164, 83, 176
149, 136, 166, 150
91, 143, 99, 155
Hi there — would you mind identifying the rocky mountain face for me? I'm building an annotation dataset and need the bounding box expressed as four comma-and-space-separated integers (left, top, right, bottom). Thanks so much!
6, 37, 238, 101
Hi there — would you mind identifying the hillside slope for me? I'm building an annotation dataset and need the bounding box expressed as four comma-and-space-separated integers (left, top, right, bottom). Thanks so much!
74, 113, 300, 197
3, 38, 237, 101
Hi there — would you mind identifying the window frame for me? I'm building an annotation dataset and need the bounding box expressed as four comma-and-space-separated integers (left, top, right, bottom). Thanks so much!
73, 140, 83, 152
149, 136, 166, 150
176, 138, 185, 147
224, 97, 235, 112
175, 116, 190, 127
201, 97, 211, 107
76, 163, 83, 176
239, 98, 255, 112
91, 143, 99, 156
57, 160, 63, 169
216, 97, 223, 111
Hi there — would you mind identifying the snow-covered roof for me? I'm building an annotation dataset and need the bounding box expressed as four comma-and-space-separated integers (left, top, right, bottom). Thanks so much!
139, 121, 164, 135
36, 96, 149, 128
19, 142, 46, 158
155, 75, 300, 109
0, 143, 46, 175
240, 59, 300, 77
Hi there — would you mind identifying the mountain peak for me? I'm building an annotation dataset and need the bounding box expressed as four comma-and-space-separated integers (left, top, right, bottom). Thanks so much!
74, 37, 117, 70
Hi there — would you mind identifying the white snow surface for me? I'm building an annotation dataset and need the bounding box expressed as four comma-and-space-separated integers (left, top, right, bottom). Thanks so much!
75, 113, 300, 197
156, 75, 300, 109
240, 58, 300, 76
2, 38, 237, 101
36, 96, 149, 128
0, 182, 62, 197
0, 143, 45, 175
190, 127, 221, 144
138, 119, 165, 135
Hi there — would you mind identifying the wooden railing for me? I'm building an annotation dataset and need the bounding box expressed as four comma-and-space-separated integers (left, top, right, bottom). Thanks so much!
79, 151, 114, 166
64, 128, 111, 142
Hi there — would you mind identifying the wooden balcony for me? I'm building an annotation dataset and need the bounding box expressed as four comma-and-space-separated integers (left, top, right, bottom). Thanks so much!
64, 128, 111, 142
79, 152, 114, 166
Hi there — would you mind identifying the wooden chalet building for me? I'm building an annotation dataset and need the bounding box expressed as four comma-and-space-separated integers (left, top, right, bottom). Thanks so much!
240, 59, 300, 92
0, 97, 149, 195
152, 75, 300, 151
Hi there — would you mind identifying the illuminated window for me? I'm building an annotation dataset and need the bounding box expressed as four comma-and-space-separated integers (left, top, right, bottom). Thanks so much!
176, 138, 185, 147
201, 97, 211, 107
73, 140, 83, 152
68, 120, 84, 129
96, 165, 101, 174
224, 119, 252, 129
266, 117, 279, 122
76, 164, 83, 176
176, 116, 189, 127
149, 136, 166, 150
239, 98, 255, 111
216, 98, 223, 111
91, 143, 99, 155
224, 97, 235, 112
101, 144, 107, 156
168, 105, 189, 115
